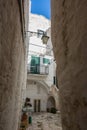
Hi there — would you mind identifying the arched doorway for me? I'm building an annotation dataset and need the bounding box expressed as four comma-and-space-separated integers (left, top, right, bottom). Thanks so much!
47, 96, 56, 112
26, 80, 49, 112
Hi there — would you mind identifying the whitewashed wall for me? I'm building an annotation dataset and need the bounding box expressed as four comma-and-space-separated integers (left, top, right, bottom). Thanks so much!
26, 81, 48, 112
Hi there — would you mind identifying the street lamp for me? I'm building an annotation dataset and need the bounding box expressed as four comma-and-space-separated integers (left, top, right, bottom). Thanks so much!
41, 34, 49, 44
37, 29, 49, 44
25, 29, 49, 44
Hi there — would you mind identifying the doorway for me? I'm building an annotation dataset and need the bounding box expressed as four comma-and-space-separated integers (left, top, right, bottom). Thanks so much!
34, 99, 41, 112
47, 96, 56, 112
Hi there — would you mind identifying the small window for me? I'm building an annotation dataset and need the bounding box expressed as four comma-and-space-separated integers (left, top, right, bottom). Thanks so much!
43, 58, 50, 64
53, 76, 56, 85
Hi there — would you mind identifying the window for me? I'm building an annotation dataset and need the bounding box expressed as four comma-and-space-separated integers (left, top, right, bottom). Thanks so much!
53, 76, 59, 88
43, 58, 50, 64
30, 55, 40, 74
53, 76, 56, 85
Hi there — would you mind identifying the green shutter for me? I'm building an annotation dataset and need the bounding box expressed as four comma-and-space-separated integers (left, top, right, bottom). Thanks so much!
43, 58, 50, 64
30, 56, 40, 74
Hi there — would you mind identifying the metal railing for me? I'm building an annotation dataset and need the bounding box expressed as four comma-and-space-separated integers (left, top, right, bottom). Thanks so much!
27, 64, 49, 75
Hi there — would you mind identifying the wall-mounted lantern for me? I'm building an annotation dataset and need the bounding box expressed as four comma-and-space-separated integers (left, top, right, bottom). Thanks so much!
25, 29, 49, 44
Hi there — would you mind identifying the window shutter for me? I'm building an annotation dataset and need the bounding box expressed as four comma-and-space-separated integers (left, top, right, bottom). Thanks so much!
43, 58, 50, 64
30, 56, 40, 74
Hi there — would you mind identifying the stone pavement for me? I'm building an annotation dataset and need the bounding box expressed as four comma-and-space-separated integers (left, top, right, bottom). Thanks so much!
27, 112, 62, 130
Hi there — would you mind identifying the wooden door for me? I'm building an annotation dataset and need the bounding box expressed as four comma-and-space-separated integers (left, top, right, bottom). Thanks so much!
38, 100, 41, 112
34, 100, 37, 112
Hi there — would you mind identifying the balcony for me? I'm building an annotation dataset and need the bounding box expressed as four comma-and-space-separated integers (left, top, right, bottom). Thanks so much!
27, 64, 49, 75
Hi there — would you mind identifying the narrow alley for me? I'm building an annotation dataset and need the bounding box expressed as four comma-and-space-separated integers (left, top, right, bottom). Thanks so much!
1, 0, 87, 130
27, 112, 62, 130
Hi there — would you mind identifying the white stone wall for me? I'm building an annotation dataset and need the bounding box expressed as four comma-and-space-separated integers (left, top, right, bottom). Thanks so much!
27, 13, 59, 112
46, 28, 53, 56
26, 81, 48, 112
29, 13, 50, 32
28, 13, 50, 61
27, 14, 55, 88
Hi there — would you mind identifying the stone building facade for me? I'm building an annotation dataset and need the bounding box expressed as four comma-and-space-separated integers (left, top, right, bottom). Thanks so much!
26, 14, 59, 112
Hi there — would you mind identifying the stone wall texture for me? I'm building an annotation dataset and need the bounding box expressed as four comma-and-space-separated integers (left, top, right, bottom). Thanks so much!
51, 0, 87, 130
0, 1, 27, 130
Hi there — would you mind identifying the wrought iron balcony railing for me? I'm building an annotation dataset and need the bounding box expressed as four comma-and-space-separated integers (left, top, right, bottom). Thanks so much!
27, 64, 49, 75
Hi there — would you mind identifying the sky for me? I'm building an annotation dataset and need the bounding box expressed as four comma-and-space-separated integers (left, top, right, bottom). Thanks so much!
31, 0, 51, 19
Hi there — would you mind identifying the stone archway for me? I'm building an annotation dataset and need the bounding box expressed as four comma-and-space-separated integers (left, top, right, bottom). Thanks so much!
47, 96, 56, 112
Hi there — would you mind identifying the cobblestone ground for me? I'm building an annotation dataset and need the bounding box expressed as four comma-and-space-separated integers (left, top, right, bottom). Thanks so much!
27, 112, 62, 130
